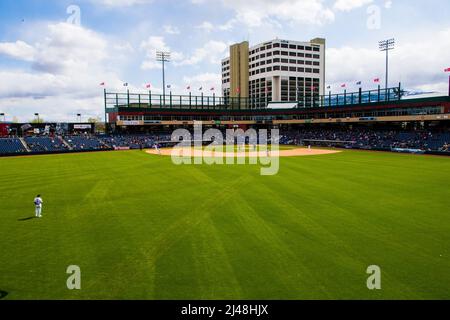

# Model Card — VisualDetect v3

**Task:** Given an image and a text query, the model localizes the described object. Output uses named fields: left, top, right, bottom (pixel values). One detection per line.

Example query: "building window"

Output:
left=273, top=43, right=280, bottom=48
left=281, top=58, right=288, bottom=63
left=289, top=52, right=296, bottom=56
left=297, top=52, right=305, bottom=57
left=289, top=67, right=296, bottom=72
left=273, top=58, right=280, bottom=63
left=298, top=67, right=305, bottom=72
left=274, top=66, right=280, bottom=71
left=281, top=66, right=289, bottom=71
left=281, top=43, right=288, bottom=48
left=305, top=46, right=312, bottom=51
left=297, top=45, right=304, bottom=50
left=313, top=69, right=320, bottom=73
left=281, top=51, right=289, bottom=56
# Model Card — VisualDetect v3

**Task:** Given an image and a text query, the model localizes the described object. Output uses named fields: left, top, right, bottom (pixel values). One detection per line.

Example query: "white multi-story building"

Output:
left=222, top=38, right=326, bottom=108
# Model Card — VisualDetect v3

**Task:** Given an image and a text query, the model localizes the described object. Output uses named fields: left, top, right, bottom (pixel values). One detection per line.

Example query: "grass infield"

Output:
left=0, top=149, right=449, bottom=300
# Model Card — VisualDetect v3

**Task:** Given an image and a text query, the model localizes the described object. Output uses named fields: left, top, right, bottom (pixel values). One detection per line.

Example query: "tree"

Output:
left=30, top=118, right=44, bottom=124
left=87, top=117, right=101, bottom=123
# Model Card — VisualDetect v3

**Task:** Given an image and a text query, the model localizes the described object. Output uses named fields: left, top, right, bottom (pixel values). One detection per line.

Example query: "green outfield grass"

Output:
left=0, top=149, right=449, bottom=300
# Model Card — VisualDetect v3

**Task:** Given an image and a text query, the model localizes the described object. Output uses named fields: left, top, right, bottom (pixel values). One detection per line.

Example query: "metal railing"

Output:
left=104, top=84, right=404, bottom=112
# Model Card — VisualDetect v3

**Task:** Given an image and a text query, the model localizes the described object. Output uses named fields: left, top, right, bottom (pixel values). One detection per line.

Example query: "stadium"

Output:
left=1, top=82, right=450, bottom=300
left=1, top=1, right=450, bottom=305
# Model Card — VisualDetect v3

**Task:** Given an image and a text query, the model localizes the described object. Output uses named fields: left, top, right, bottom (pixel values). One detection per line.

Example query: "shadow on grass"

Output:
left=18, top=217, right=35, bottom=221
left=0, top=290, right=8, bottom=299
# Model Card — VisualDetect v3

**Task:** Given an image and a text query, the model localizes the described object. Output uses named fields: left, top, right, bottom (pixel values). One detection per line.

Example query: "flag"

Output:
left=445, top=68, right=450, bottom=72
left=199, top=87, right=203, bottom=91
left=326, top=85, right=331, bottom=89
left=145, top=83, right=151, bottom=89
left=356, top=81, right=362, bottom=85
left=341, top=84, right=346, bottom=88
left=186, top=86, right=191, bottom=90
left=374, top=78, right=380, bottom=83
left=99, top=82, right=105, bottom=86
left=123, top=83, right=128, bottom=87
left=210, top=87, right=215, bottom=91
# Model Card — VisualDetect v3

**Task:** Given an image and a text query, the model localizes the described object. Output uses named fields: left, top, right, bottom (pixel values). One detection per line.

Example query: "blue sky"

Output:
left=0, top=0, right=449, bottom=121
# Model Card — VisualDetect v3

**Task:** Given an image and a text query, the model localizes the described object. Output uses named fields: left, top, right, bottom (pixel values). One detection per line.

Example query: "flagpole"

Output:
left=445, top=74, right=450, bottom=95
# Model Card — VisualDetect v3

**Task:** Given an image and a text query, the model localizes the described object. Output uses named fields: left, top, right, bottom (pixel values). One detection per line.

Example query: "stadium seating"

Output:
left=280, top=129, right=450, bottom=152
left=100, top=134, right=171, bottom=149
left=24, top=136, right=68, bottom=152
left=2, top=131, right=449, bottom=156
left=0, top=138, right=27, bottom=154
left=64, top=135, right=108, bottom=151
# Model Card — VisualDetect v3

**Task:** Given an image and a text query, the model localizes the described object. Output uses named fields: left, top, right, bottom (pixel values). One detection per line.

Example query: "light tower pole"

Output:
left=379, top=38, right=395, bottom=90
left=156, top=51, right=171, bottom=106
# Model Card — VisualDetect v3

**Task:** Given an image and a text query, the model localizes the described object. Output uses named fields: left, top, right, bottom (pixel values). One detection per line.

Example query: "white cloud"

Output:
left=176, top=40, right=227, bottom=66
left=90, top=0, right=153, bottom=7
left=140, top=36, right=184, bottom=70
left=0, top=40, right=36, bottom=62
left=0, top=22, right=129, bottom=121
left=196, top=19, right=237, bottom=32
left=196, top=21, right=215, bottom=33
left=193, top=0, right=335, bottom=28
left=333, top=0, right=373, bottom=12
left=183, top=73, right=221, bottom=93
left=163, top=25, right=180, bottom=35
left=326, top=27, right=450, bottom=93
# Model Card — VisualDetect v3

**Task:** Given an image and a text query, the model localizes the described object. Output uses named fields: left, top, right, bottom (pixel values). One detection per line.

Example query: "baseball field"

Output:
left=0, top=149, right=449, bottom=300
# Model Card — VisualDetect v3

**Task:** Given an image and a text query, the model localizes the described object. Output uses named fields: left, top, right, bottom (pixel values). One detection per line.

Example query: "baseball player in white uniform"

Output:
left=34, top=195, right=43, bottom=218
left=154, top=144, right=161, bottom=155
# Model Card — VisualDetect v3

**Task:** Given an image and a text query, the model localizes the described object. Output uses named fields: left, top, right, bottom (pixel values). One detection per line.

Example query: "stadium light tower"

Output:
left=34, top=113, right=40, bottom=123
left=0, top=113, right=5, bottom=122
left=156, top=51, right=171, bottom=105
left=77, top=113, right=82, bottom=123
left=379, top=38, right=395, bottom=90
